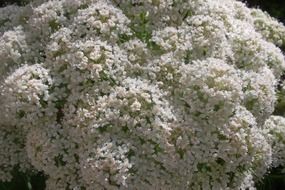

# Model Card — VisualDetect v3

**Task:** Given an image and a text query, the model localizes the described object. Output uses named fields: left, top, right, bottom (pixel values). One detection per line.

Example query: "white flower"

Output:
left=1, top=0, right=285, bottom=189
left=179, top=58, right=243, bottom=125
left=263, top=116, right=285, bottom=168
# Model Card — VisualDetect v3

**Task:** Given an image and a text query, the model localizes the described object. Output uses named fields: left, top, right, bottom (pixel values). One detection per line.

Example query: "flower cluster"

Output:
left=263, top=116, right=285, bottom=168
left=1, top=0, right=285, bottom=189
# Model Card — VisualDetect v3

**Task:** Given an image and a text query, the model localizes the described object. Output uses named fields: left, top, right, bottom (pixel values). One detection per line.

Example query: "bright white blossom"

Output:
left=263, top=116, right=285, bottom=168
left=1, top=0, right=285, bottom=189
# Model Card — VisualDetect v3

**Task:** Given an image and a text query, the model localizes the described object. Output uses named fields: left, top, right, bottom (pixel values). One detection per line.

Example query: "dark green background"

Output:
left=0, top=0, right=285, bottom=189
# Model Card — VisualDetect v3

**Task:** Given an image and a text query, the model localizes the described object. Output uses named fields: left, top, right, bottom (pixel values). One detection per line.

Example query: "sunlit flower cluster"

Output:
left=1, top=0, right=285, bottom=189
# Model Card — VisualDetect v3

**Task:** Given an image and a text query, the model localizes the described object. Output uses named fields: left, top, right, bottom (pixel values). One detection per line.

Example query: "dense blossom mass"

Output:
left=1, top=0, right=285, bottom=189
